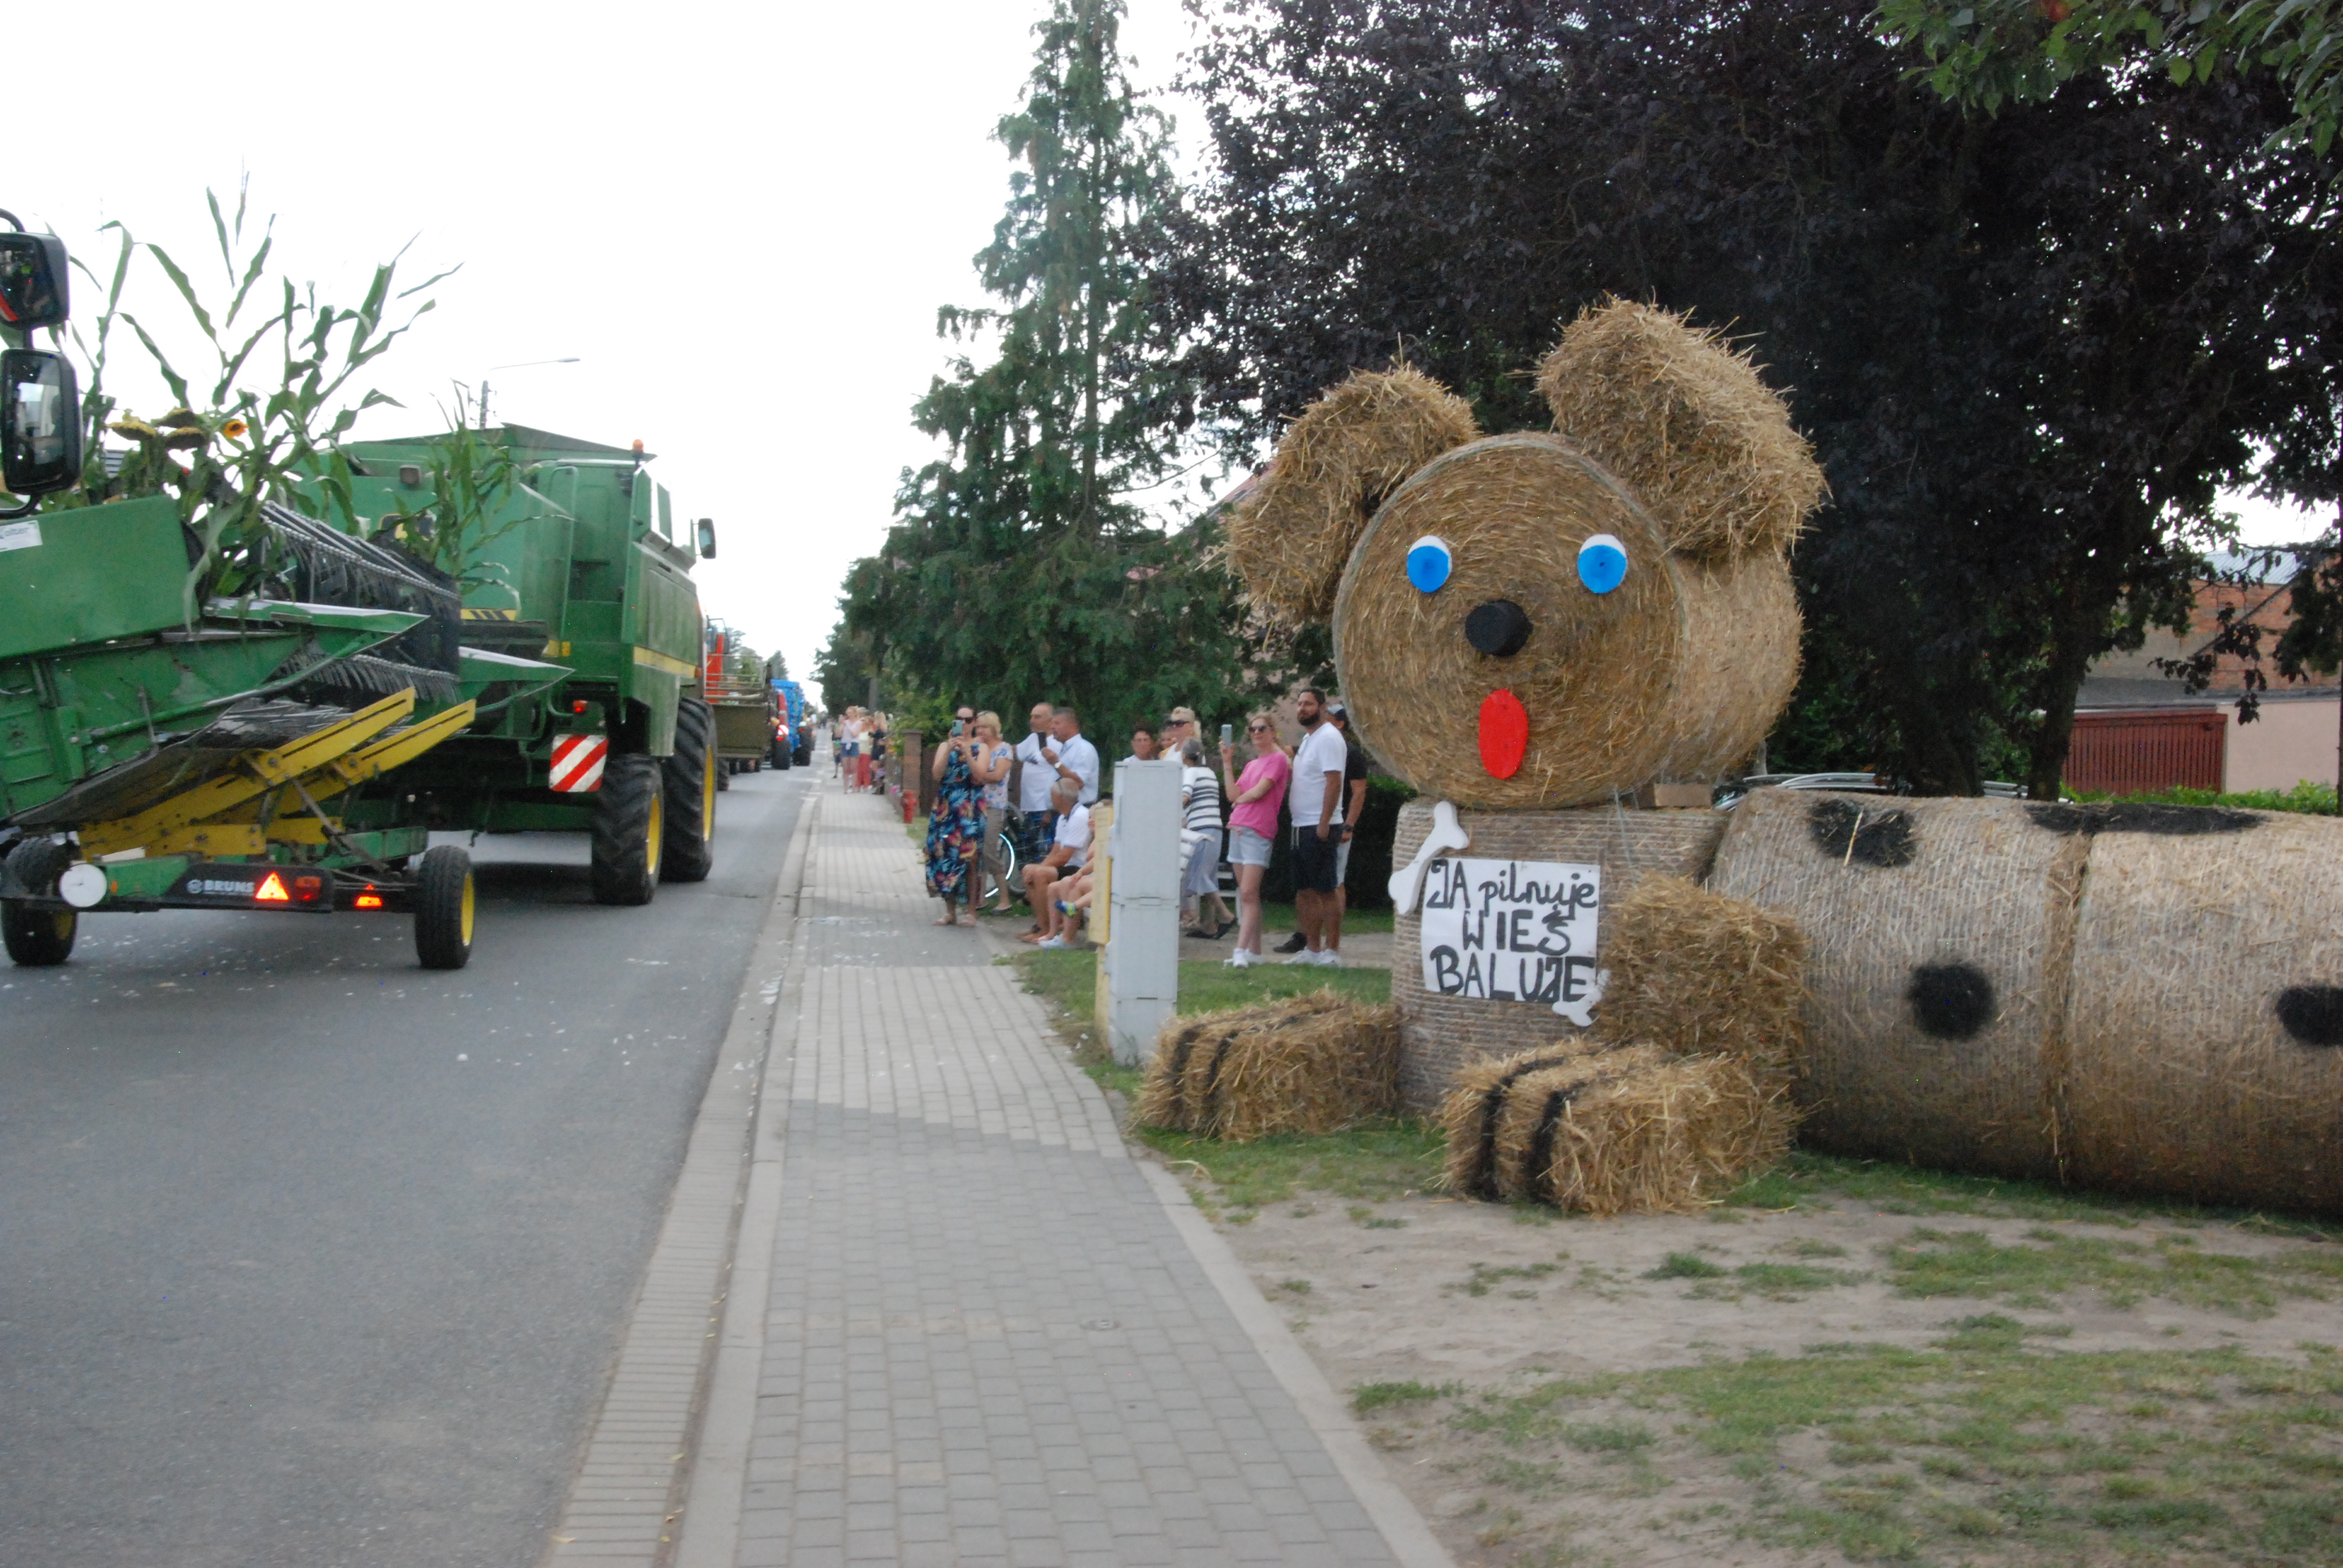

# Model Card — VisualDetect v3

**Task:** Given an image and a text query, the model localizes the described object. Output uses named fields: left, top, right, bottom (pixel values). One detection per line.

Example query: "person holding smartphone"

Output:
left=1217, top=715, right=1291, bottom=967
left=923, top=705, right=992, bottom=926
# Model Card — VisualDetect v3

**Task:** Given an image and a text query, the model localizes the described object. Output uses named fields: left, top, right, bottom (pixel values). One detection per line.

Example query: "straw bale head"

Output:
left=1233, top=302, right=1819, bottom=809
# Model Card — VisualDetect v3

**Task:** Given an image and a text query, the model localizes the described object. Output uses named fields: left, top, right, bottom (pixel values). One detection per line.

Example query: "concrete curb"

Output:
left=540, top=777, right=819, bottom=1567
left=1136, top=1159, right=1462, bottom=1568
left=669, top=791, right=820, bottom=1568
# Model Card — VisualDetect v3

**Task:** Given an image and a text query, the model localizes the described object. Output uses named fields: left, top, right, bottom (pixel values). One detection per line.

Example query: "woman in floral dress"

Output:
left=925, top=706, right=991, bottom=925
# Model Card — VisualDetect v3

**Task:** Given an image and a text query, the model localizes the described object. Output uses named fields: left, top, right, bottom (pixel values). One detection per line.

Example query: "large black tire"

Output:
left=413, top=844, right=476, bottom=970
left=663, top=699, right=718, bottom=884
left=1, top=839, right=76, bottom=967
left=590, top=753, right=664, bottom=906
left=792, top=742, right=811, bottom=766
left=771, top=735, right=792, bottom=771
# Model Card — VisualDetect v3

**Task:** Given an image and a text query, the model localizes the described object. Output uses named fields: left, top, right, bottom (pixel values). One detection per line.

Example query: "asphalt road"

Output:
left=0, top=765, right=811, bottom=1567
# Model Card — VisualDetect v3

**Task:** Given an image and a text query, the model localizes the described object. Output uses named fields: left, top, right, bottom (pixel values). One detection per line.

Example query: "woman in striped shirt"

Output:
left=1178, top=737, right=1234, bottom=938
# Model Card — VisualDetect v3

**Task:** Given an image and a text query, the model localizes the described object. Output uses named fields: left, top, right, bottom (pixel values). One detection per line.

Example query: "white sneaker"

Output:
left=1284, top=950, right=1321, bottom=965
left=1224, top=949, right=1254, bottom=968
left=1037, top=935, right=1069, bottom=950
left=1314, top=950, right=1342, bottom=968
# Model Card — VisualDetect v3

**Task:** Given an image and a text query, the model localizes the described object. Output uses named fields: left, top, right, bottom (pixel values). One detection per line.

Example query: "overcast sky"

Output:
left=15, top=1, right=2327, bottom=696
left=14, top=0, right=1202, bottom=690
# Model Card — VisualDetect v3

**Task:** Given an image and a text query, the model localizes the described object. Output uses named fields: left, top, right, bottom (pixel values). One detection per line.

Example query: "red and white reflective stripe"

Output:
left=549, top=733, right=609, bottom=792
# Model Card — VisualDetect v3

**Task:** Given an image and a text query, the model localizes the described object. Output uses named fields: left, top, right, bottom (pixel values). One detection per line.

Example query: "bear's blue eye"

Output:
left=1405, top=535, right=1452, bottom=593
left=1578, top=533, right=1628, bottom=595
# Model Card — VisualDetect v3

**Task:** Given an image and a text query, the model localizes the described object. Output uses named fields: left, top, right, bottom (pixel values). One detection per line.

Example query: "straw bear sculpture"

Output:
left=1228, top=299, right=2343, bottom=1218
left=1229, top=298, right=1824, bottom=817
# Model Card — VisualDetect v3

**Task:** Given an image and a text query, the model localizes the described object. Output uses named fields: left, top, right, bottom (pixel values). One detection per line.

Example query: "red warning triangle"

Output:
left=254, top=871, right=290, bottom=903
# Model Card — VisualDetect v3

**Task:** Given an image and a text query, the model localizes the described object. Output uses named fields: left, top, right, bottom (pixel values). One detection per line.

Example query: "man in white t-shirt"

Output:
left=1285, top=688, right=1349, bottom=966
left=1022, top=779, right=1093, bottom=948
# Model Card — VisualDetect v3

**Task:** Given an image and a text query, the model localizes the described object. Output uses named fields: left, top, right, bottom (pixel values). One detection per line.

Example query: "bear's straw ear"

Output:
left=1539, top=299, right=1824, bottom=560
left=1228, top=365, right=1479, bottom=624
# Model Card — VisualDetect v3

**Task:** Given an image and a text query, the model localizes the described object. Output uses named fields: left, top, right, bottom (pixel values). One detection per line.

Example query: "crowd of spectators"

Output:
left=899, top=691, right=1368, bottom=961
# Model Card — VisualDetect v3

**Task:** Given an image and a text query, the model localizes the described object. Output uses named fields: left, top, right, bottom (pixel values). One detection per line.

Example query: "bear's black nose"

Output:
left=1464, top=599, right=1533, bottom=658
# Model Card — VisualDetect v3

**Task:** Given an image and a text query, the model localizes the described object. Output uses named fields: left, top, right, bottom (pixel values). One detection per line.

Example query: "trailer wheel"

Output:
left=414, top=844, right=476, bottom=970
left=591, top=753, right=664, bottom=906
left=1, top=840, right=76, bottom=967
left=663, top=698, right=717, bottom=884
left=772, top=736, right=792, bottom=771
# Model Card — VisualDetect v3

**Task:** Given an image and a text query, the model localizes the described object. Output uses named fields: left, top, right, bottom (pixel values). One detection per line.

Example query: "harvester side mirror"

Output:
left=1, top=350, right=83, bottom=500
left=696, top=517, right=716, bottom=559
left=0, top=230, right=70, bottom=332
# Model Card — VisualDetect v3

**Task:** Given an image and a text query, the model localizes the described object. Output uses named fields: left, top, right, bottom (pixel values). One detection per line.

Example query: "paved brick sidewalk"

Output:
left=732, top=794, right=1404, bottom=1567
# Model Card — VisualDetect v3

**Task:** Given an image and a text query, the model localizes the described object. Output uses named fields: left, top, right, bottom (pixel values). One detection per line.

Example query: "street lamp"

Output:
left=477, top=358, right=580, bottom=428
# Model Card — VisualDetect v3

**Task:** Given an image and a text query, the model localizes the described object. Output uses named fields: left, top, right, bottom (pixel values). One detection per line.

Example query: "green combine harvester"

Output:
left=326, top=426, right=720, bottom=897
left=0, top=218, right=721, bottom=970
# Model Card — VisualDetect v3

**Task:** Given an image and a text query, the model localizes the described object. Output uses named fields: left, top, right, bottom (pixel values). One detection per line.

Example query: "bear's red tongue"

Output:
left=1478, top=689, right=1528, bottom=779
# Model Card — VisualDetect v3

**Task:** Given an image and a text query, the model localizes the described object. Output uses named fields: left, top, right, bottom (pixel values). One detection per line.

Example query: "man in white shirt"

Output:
left=1021, top=779, right=1093, bottom=948
left=1042, top=705, right=1100, bottom=806
left=1011, top=701, right=1060, bottom=914
left=1285, top=688, right=1349, bottom=966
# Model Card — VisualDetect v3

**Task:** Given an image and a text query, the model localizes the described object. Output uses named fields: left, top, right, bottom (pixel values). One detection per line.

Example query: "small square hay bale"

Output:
left=1440, top=1041, right=1673, bottom=1200
left=1136, top=993, right=1401, bottom=1142
left=1594, top=874, right=1807, bottom=1076
left=1441, top=1039, right=1794, bottom=1215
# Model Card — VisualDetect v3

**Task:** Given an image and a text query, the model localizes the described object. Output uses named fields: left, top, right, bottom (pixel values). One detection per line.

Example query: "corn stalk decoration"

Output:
left=50, top=181, right=454, bottom=615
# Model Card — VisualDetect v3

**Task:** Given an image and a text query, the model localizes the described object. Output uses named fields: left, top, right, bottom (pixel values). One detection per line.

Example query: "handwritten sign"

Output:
left=1418, top=857, right=1605, bottom=1025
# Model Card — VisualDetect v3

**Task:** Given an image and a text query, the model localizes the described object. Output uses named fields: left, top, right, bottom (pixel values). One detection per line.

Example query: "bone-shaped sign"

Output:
left=1388, top=799, right=1471, bottom=914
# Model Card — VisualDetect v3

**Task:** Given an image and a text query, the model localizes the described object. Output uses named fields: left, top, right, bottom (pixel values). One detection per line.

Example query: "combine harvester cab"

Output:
left=332, top=426, right=719, bottom=904
left=0, top=221, right=567, bottom=970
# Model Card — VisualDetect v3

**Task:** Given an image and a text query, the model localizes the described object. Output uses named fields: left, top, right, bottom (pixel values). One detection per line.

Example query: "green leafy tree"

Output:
left=1171, top=0, right=2341, bottom=795
left=834, top=0, right=1265, bottom=743
left=1876, top=0, right=2343, bottom=156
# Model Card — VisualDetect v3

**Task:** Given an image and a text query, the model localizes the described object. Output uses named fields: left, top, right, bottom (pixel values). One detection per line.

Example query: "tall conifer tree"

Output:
left=839, top=0, right=1255, bottom=736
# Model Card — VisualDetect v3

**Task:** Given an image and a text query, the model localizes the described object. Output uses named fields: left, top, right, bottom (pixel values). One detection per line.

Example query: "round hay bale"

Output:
left=1537, top=298, right=1824, bottom=561
left=1593, top=874, right=1808, bottom=1077
left=1705, top=788, right=2085, bottom=1181
left=1333, top=434, right=1800, bottom=809
left=2061, top=809, right=2343, bottom=1215
left=1441, top=1040, right=1792, bottom=1215
left=1392, top=800, right=1729, bottom=1111
left=1228, top=367, right=1480, bottom=626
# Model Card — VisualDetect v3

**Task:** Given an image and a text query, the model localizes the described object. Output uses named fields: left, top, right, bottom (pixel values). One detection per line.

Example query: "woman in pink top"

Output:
left=1217, top=714, right=1291, bottom=967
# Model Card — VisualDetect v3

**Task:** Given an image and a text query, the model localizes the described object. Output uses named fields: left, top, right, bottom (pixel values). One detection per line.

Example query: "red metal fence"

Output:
left=2065, top=708, right=2226, bottom=795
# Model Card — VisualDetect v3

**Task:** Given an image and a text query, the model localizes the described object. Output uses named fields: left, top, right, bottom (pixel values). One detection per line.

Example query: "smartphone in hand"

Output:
left=1219, top=723, right=1234, bottom=748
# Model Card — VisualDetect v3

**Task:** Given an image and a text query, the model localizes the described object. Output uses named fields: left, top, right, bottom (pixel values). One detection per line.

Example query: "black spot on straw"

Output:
left=2275, top=985, right=2343, bottom=1047
left=1808, top=799, right=1916, bottom=867
left=1907, top=962, right=1996, bottom=1040
left=2026, top=802, right=2259, bottom=837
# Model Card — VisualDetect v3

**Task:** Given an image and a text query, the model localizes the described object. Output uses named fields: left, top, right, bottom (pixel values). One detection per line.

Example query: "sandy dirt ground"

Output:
left=1197, top=1181, right=2341, bottom=1567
